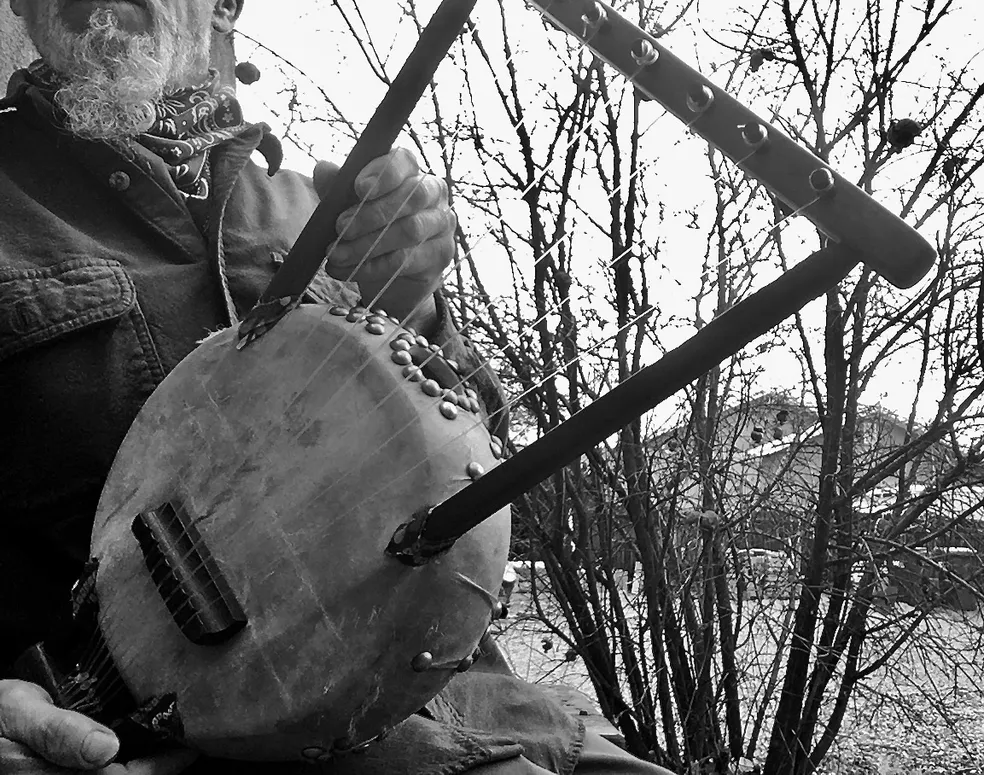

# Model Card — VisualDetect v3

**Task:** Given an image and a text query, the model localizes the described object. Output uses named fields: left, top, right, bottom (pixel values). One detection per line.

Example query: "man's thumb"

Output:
left=0, top=680, right=120, bottom=769
left=313, top=160, right=341, bottom=200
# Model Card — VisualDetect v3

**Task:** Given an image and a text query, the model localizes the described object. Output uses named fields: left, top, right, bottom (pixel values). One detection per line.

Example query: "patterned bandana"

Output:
left=25, top=61, right=250, bottom=199
left=135, top=73, right=248, bottom=198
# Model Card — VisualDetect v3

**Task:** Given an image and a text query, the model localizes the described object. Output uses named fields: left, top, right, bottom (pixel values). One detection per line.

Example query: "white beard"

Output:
left=22, top=6, right=212, bottom=141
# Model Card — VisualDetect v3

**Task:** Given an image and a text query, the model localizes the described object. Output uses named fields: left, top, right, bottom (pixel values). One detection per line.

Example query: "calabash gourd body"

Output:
left=88, top=305, right=511, bottom=760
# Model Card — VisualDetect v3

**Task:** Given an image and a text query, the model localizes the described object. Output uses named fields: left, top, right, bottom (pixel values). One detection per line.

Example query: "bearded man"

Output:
left=0, top=2, right=671, bottom=773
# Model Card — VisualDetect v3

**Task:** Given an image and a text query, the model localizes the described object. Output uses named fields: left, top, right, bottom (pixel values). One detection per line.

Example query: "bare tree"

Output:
left=239, top=0, right=984, bottom=772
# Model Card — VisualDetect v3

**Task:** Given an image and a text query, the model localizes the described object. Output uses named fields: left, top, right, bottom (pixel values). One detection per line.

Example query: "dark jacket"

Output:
left=0, top=77, right=580, bottom=774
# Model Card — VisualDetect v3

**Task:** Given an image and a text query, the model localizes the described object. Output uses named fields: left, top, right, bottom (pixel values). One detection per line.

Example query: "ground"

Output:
left=494, top=585, right=984, bottom=774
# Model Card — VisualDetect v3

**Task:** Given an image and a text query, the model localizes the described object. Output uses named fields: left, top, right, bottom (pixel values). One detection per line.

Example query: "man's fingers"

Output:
left=98, top=748, right=199, bottom=775
left=328, top=208, right=456, bottom=274
left=0, top=681, right=119, bottom=770
left=337, top=174, right=447, bottom=240
left=313, top=160, right=341, bottom=200
left=328, top=235, right=456, bottom=293
left=353, top=147, right=420, bottom=200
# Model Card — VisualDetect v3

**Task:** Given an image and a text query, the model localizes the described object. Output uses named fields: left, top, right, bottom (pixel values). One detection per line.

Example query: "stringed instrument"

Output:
left=15, top=0, right=935, bottom=763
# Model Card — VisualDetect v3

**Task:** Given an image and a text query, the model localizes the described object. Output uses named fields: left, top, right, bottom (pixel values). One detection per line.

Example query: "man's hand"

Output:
left=0, top=680, right=197, bottom=774
left=314, top=148, right=457, bottom=333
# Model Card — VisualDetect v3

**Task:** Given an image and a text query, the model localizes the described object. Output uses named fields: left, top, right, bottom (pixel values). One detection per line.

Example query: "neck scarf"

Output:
left=25, top=60, right=250, bottom=199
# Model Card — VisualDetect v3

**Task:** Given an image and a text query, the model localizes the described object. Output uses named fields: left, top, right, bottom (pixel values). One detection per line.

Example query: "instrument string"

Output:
left=66, top=162, right=419, bottom=696
left=80, top=13, right=661, bottom=695
left=87, top=229, right=591, bottom=698
left=84, top=2, right=834, bottom=711
left=92, top=71, right=812, bottom=716
left=92, top=202, right=740, bottom=688
left=264, top=301, right=662, bottom=541
left=266, top=144, right=831, bottom=585
left=253, top=0, right=733, bottom=439
left=138, top=38, right=658, bottom=521
left=94, top=91, right=814, bottom=719
left=69, top=94, right=466, bottom=710
left=86, top=284, right=657, bottom=711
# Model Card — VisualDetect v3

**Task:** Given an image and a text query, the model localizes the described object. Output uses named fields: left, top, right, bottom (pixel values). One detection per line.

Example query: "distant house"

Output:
left=647, top=393, right=984, bottom=605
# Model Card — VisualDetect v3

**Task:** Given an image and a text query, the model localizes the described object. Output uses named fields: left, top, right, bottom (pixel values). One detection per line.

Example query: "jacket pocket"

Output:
left=0, top=257, right=136, bottom=361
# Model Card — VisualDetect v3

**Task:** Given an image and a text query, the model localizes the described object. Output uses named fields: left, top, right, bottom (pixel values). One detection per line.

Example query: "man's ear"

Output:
left=9, top=0, right=26, bottom=18
left=212, top=0, right=243, bottom=34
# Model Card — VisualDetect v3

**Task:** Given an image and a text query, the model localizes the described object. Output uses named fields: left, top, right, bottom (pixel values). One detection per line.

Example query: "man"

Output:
left=0, top=1, right=673, bottom=773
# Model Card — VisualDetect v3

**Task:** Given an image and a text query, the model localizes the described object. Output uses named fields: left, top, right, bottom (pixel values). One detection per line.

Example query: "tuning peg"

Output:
left=581, top=2, right=607, bottom=35
left=630, top=39, right=659, bottom=67
left=740, top=123, right=769, bottom=150
left=686, top=85, right=715, bottom=114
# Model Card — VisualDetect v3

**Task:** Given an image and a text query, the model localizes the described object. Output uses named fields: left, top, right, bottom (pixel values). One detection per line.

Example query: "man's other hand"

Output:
left=314, top=148, right=457, bottom=332
left=0, top=680, right=197, bottom=774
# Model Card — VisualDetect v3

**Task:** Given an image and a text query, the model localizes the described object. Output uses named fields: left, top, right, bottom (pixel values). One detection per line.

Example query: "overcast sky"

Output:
left=235, top=1, right=981, bottom=424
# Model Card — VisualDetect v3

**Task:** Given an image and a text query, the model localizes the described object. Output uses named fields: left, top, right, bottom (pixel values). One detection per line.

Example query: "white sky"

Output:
left=235, top=0, right=983, bottom=427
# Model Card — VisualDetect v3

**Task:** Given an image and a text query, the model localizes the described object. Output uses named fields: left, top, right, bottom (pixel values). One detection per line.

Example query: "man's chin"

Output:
left=56, top=88, right=158, bottom=140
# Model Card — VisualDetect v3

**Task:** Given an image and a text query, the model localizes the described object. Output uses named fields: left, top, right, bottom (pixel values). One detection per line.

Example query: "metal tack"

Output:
left=411, top=652, right=434, bottom=673
left=440, top=402, right=459, bottom=420
left=582, top=2, right=606, bottom=28
left=392, top=351, right=413, bottom=366
left=365, top=322, right=386, bottom=335
left=466, top=462, right=485, bottom=480
left=390, top=338, right=412, bottom=351
left=415, top=335, right=430, bottom=348
left=442, top=390, right=459, bottom=406
left=630, top=38, right=659, bottom=67
left=456, top=655, right=474, bottom=673
left=421, top=379, right=442, bottom=398
left=810, top=168, right=836, bottom=194
left=741, top=122, right=769, bottom=149
left=686, top=84, right=714, bottom=114
left=329, top=306, right=348, bottom=316
left=403, top=365, right=424, bottom=382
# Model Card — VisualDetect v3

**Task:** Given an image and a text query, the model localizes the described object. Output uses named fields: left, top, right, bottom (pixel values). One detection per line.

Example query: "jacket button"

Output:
left=108, top=171, right=131, bottom=191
